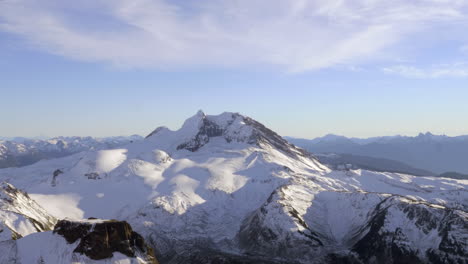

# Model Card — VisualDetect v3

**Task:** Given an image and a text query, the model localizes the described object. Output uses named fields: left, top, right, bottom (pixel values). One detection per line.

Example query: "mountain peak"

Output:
left=310, top=134, right=354, bottom=144
left=145, top=111, right=313, bottom=160
left=196, top=109, right=205, bottom=116
left=418, top=131, right=434, bottom=137
left=415, top=131, right=449, bottom=142
left=178, top=110, right=209, bottom=136
left=320, top=134, right=348, bottom=141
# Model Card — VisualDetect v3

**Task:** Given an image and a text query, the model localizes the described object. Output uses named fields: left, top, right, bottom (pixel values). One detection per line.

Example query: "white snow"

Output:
left=0, top=111, right=466, bottom=263
left=29, top=193, right=84, bottom=219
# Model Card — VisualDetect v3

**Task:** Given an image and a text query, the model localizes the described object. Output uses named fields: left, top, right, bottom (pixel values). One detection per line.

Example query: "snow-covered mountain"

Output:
left=0, top=111, right=466, bottom=263
left=0, top=135, right=143, bottom=169
left=287, top=132, right=468, bottom=175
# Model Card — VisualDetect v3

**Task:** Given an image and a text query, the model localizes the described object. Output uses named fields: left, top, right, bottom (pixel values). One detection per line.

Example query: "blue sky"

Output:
left=1, top=0, right=468, bottom=138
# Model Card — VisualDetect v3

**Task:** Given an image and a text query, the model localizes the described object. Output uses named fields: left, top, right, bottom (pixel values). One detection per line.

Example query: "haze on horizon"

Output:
left=1, top=0, right=468, bottom=138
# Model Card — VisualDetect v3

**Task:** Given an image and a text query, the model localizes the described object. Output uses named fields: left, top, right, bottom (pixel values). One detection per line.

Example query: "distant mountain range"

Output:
left=0, top=135, right=143, bottom=168
left=314, top=153, right=436, bottom=176
left=286, top=132, right=468, bottom=178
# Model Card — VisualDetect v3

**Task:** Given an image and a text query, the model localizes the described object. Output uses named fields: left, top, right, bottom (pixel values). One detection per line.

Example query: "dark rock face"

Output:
left=84, top=172, right=101, bottom=180
left=51, top=169, right=63, bottom=186
left=352, top=209, right=423, bottom=264
left=324, top=253, right=362, bottom=264
left=165, top=247, right=294, bottom=264
left=426, top=211, right=468, bottom=264
left=54, top=219, right=158, bottom=263
left=352, top=197, right=468, bottom=264
left=177, top=118, right=224, bottom=152
left=234, top=189, right=468, bottom=264
left=238, top=188, right=323, bottom=261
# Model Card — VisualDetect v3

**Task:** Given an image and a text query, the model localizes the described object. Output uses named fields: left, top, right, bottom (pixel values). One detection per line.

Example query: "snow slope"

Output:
left=0, top=111, right=466, bottom=263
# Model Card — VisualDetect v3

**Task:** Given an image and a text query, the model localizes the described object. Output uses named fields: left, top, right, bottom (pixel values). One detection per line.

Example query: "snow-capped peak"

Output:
left=145, top=111, right=312, bottom=161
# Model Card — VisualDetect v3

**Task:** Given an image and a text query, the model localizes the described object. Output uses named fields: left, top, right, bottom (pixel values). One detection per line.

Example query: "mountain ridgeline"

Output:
left=0, top=111, right=466, bottom=263
left=0, top=136, right=143, bottom=169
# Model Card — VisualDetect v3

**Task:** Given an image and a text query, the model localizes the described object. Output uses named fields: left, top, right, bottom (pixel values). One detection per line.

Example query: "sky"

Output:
left=1, top=0, right=468, bottom=139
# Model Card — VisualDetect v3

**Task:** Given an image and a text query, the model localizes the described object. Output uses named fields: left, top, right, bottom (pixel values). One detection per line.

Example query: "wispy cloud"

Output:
left=460, top=44, right=468, bottom=54
left=1, top=0, right=468, bottom=71
left=383, top=63, right=468, bottom=78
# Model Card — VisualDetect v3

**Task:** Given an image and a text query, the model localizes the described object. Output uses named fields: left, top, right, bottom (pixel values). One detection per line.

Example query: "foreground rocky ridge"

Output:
left=0, top=182, right=57, bottom=241
left=0, top=217, right=158, bottom=263
left=54, top=219, right=158, bottom=263
left=0, top=111, right=466, bottom=263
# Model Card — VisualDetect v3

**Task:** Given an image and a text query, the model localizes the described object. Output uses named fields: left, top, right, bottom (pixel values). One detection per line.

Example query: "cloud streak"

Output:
left=383, top=63, right=468, bottom=78
left=1, top=0, right=468, bottom=71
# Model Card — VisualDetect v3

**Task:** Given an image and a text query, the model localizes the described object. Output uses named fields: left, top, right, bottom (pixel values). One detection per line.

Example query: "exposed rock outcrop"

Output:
left=176, top=115, right=225, bottom=152
left=54, top=219, right=159, bottom=263
left=352, top=196, right=468, bottom=264
left=51, top=169, right=63, bottom=186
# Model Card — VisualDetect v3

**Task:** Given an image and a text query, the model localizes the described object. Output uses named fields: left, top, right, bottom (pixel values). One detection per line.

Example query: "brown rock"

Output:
left=54, top=219, right=158, bottom=263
